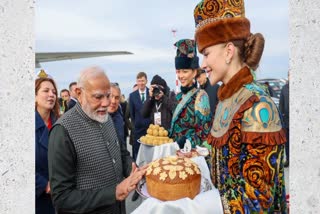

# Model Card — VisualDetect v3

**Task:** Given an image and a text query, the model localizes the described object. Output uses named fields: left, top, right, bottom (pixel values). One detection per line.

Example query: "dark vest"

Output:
left=55, top=104, right=124, bottom=213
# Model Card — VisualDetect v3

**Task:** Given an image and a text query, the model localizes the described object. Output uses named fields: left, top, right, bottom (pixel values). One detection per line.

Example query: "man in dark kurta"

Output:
left=48, top=67, right=146, bottom=214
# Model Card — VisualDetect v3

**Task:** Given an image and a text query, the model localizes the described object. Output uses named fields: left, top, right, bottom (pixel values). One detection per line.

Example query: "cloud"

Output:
left=36, top=0, right=289, bottom=97
left=36, top=8, right=134, bottom=42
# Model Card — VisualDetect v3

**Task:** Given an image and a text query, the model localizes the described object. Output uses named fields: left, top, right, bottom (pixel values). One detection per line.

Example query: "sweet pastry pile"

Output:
left=139, top=124, right=174, bottom=146
left=145, top=156, right=201, bottom=201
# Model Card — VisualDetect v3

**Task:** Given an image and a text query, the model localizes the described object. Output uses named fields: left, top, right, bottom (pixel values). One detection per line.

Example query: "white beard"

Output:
left=82, top=103, right=109, bottom=123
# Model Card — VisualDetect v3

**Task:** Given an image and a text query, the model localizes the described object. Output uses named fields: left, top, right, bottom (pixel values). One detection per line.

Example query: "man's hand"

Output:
left=115, top=163, right=148, bottom=201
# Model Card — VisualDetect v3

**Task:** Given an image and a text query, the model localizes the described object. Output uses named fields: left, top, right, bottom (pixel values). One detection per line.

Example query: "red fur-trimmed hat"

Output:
left=194, top=0, right=251, bottom=53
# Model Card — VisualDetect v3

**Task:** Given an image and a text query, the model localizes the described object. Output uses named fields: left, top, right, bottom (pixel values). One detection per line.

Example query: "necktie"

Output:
left=141, top=93, right=145, bottom=103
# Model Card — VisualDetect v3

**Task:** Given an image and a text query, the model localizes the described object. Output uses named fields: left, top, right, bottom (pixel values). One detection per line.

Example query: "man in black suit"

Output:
left=67, top=82, right=78, bottom=110
left=126, top=84, right=138, bottom=147
left=129, top=72, right=151, bottom=161
left=129, top=72, right=151, bottom=201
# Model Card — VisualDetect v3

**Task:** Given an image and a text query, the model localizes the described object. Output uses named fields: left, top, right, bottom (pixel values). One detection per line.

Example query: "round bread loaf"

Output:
left=145, top=156, right=201, bottom=201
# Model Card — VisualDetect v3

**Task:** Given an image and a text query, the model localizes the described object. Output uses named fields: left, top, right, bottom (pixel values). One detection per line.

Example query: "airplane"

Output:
left=35, top=51, right=133, bottom=68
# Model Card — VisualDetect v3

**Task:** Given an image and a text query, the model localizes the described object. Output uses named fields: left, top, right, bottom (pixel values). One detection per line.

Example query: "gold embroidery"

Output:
left=211, top=87, right=252, bottom=138
left=241, top=96, right=282, bottom=132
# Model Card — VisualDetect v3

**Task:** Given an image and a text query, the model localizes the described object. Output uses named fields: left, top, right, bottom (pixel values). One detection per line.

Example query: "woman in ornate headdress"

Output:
left=193, top=0, right=287, bottom=213
left=169, top=39, right=212, bottom=149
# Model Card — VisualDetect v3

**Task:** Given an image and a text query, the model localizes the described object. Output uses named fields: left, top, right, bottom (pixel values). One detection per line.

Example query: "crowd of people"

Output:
left=35, top=0, right=290, bottom=213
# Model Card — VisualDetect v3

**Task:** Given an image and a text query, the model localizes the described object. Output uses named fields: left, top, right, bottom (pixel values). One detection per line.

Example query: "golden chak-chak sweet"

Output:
left=145, top=156, right=201, bottom=201
left=139, top=124, right=173, bottom=146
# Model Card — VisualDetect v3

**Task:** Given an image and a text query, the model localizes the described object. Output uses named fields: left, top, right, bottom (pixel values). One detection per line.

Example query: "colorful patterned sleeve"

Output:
left=189, top=90, right=212, bottom=147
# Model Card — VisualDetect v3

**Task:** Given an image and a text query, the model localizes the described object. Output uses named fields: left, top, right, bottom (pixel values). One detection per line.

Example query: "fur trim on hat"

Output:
left=175, top=56, right=199, bottom=70
left=195, top=17, right=250, bottom=53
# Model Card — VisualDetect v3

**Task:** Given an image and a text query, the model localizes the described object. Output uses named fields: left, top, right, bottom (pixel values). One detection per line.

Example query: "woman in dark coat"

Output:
left=35, top=76, right=60, bottom=214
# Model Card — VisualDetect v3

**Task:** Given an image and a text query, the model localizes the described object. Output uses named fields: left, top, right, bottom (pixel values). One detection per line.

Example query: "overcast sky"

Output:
left=36, top=0, right=288, bottom=98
